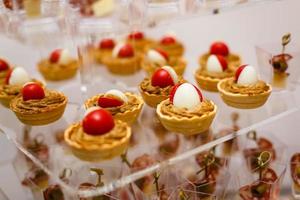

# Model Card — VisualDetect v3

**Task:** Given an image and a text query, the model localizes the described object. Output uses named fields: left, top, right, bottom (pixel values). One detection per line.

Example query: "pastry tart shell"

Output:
left=139, top=85, right=168, bottom=108
left=103, top=55, right=141, bottom=75
left=85, top=93, right=144, bottom=125
left=156, top=100, right=217, bottom=136
left=0, top=70, right=9, bottom=85
left=127, top=38, right=155, bottom=53
left=10, top=93, right=67, bottom=126
left=293, top=183, right=300, bottom=194
left=141, top=57, right=186, bottom=76
left=0, top=80, right=43, bottom=108
left=199, top=53, right=242, bottom=71
left=38, top=60, right=79, bottom=81
left=161, top=43, right=184, bottom=58
left=94, top=49, right=112, bottom=64
left=147, top=42, right=184, bottom=58
left=64, top=122, right=131, bottom=162
left=0, top=95, right=14, bottom=108
left=217, top=78, right=272, bottom=109
left=194, top=72, right=220, bottom=92
left=0, top=79, right=6, bottom=86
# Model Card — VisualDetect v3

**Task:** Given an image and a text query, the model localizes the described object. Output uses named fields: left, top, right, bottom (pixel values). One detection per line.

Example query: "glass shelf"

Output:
left=1, top=0, right=299, bottom=199
left=1, top=79, right=299, bottom=198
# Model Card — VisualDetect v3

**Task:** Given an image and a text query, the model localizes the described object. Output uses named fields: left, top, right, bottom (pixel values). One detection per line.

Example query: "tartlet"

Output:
left=38, top=49, right=79, bottom=81
left=195, top=54, right=234, bottom=92
left=10, top=83, right=67, bottom=125
left=141, top=48, right=186, bottom=76
left=0, top=84, right=22, bottom=108
left=218, top=65, right=272, bottom=109
left=64, top=108, right=131, bottom=162
left=0, top=58, right=11, bottom=85
left=126, top=31, right=154, bottom=53
left=85, top=89, right=144, bottom=124
left=103, top=43, right=141, bottom=75
left=156, top=83, right=217, bottom=135
left=94, top=38, right=115, bottom=64
left=149, top=34, right=184, bottom=58
left=139, top=66, right=183, bottom=108
left=199, top=41, right=241, bottom=71
left=0, top=67, right=36, bottom=108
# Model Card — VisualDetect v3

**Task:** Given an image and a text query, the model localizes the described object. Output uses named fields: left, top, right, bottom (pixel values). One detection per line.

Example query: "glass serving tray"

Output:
left=0, top=0, right=299, bottom=199
left=1, top=73, right=299, bottom=198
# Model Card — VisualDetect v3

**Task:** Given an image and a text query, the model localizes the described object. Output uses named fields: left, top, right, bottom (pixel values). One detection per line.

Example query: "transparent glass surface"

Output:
left=41, top=0, right=66, bottom=17
left=18, top=17, right=65, bottom=51
left=146, top=0, right=181, bottom=28
left=242, top=131, right=287, bottom=171
left=0, top=0, right=299, bottom=199
left=1, top=85, right=299, bottom=198
left=256, top=42, right=300, bottom=92
left=287, top=146, right=300, bottom=199
left=236, top=130, right=289, bottom=197
left=235, top=163, right=286, bottom=200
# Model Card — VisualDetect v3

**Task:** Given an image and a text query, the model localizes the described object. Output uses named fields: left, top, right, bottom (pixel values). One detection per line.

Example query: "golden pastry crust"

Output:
left=196, top=68, right=234, bottom=79
left=85, top=93, right=144, bottom=124
left=0, top=79, right=42, bottom=108
left=64, top=120, right=131, bottom=161
left=139, top=77, right=185, bottom=108
left=11, top=90, right=66, bottom=114
left=140, top=77, right=184, bottom=96
left=156, top=99, right=217, bottom=135
left=217, top=78, right=272, bottom=109
left=160, top=100, right=215, bottom=118
left=0, top=82, right=41, bottom=98
left=219, top=78, right=270, bottom=95
left=0, top=84, right=21, bottom=99
left=93, top=48, right=112, bottom=64
left=0, top=69, right=10, bottom=85
left=141, top=56, right=186, bottom=76
left=103, top=54, right=142, bottom=75
left=38, top=59, right=78, bottom=81
left=127, top=38, right=155, bottom=53
left=10, top=90, right=67, bottom=125
left=194, top=68, right=234, bottom=92
left=199, top=53, right=241, bottom=71
left=293, top=183, right=300, bottom=194
left=149, top=42, right=184, bottom=58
